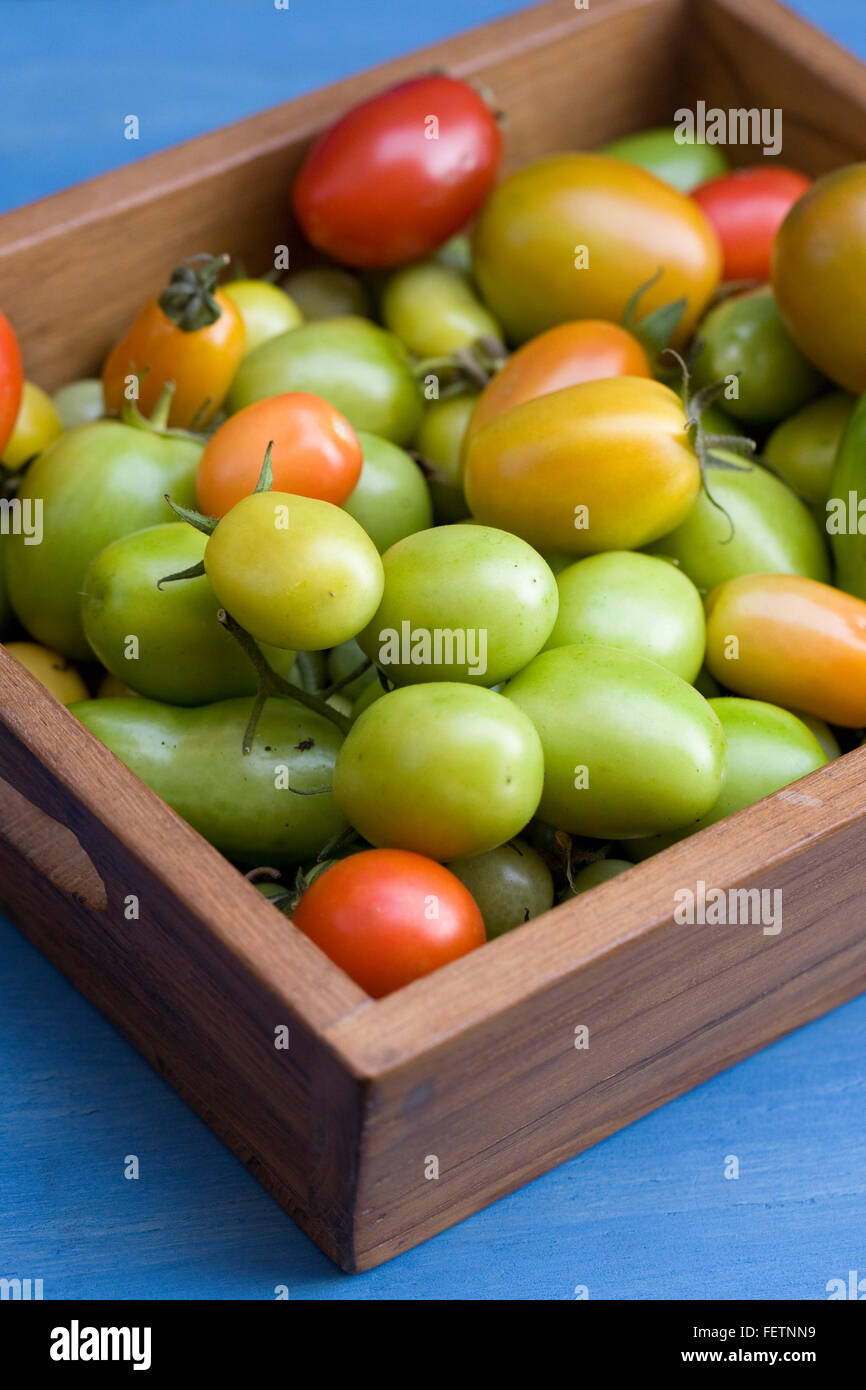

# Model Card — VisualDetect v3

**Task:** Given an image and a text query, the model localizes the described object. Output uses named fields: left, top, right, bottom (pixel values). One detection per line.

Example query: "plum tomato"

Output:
left=1, top=381, right=63, bottom=469
left=692, top=165, right=811, bottom=282
left=341, top=431, right=433, bottom=552
left=601, top=126, right=728, bottom=191
left=222, top=278, right=303, bottom=355
left=0, top=309, right=23, bottom=455
left=445, top=838, right=554, bottom=939
left=3, top=641, right=88, bottom=706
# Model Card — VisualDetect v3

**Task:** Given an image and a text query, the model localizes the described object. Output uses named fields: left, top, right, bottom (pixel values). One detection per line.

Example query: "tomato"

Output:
left=772, top=165, right=866, bottom=393
left=282, top=266, right=371, bottom=321
left=203, top=490, right=383, bottom=651
left=471, top=154, right=721, bottom=346
left=463, top=376, right=699, bottom=555
left=196, top=393, right=362, bottom=517
left=646, top=453, right=830, bottom=591
left=0, top=537, right=11, bottom=636
left=0, top=310, right=23, bottom=455
left=692, top=288, right=824, bottom=423
left=72, top=696, right=346, bottom=864
left=763, top=391, right=856, bottom=511
left=544, top=551, right=705, bottom=682
left=341, top=431, right=432, bottom=552
left=97, top=672, right=140, bottom=698
left=628, top=697, right=827, bottom=859
left=222, top=278, right=303, bottom=355
left=445, top=838, right=553, bottom=938
left=381, top=260, right=502, bottom=357
left=293, top=74, right=502, bottom=268
left=825, top=391, right=866, bottom=599
left=81, top=523, right=296, bottom=705
left=227, top=316, right=423, bottom=445
left=102, top=255, right=245, bottom=429
left=792, top=711, right=840, bottom=762
left=3, top=642, right=88, bottom=705
left=413, top=391, right=476, bottom=522
left=2, top=381, right=63, bottom=469
left=504, top=644, right=725, bottom=839
left=563, top=858, right=632, bottom=896
left=704, top=573, right=866, bottom=725
left=333, top=683, right=544, bottom=860
left=51, top=378, right=104, bottom=429
left=601, top=126, right=728, bottom=191
left=357, top=523, right=558, bottom=686
left=464, top=320, right=650, bottom=450
left=692, top=166, right=811, bottom=281
left=292, top=848, right=484, bottom=997
left=4, top=417, right=201, bottom=659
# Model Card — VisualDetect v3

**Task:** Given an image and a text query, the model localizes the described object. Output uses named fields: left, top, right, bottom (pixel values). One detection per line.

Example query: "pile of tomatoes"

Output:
left=2, top=74, right=866, bottom=997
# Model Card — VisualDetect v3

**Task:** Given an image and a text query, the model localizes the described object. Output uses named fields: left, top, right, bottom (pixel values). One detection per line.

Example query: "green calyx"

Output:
left=665, top=347, right=757, bottom=540
left=158, top=253, right=230, bottom=332
left=622, top=267, right=687, bottom=363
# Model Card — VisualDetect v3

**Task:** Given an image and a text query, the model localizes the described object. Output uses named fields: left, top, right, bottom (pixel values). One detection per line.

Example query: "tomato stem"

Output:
left=158, top=253, right=230, bottom=333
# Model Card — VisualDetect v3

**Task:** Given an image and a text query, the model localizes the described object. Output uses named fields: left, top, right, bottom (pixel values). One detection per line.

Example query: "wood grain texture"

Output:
left=1, top=0, right=865, bottom=1274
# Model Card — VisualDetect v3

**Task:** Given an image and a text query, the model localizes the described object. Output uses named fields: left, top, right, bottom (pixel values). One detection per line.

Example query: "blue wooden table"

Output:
left=1, top=0, right=865, bottom=1300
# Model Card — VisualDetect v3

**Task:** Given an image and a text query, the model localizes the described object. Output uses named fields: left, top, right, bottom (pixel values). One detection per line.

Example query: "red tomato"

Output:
left=0, top=310, right=24, bottom=455
left=691, top=166, right=811, bottom=282
left=293, top=75, right=502, bottom=268
left=292, top=849, right=485, bottom=997
left=196, top=392, right=362, bottom=517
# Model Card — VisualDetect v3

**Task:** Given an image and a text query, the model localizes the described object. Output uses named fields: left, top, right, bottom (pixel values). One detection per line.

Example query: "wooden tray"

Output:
left=1, top=0, right=865, bottom=1272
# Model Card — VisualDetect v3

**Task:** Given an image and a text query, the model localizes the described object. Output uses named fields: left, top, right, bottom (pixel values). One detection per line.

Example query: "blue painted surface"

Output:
left=1, top=0, right=865, bottom=1301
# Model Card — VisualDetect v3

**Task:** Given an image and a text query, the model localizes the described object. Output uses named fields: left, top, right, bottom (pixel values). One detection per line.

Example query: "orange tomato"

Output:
left=102, top=256, right=245, bottom=429
left=705, top=573, right=866, bottom=726
left=196, top=392, right=363, bottom=517
left=465, top=320, right=650, bottom=448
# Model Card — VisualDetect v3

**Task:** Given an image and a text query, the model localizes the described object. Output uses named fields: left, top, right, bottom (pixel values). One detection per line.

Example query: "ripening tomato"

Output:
left=463, top=375, right=699, bottom=555
left=692, top=166, right=811, bottom=282
left=293, top=75, right=502, bottom=268
left=102, top=255, right=245, bottom=429
left=0, top=309, right=23, bottom=455
left=292, top=848, right=485, bottom=997
left=1, top=381, right=63, bottom=469
left=704, top=573, right=866, bottom=726
left=196, top=393, right=362, bottom=517
left=471, top=153, right=721, bottom=345
left=464, top=320, right=650, bottom=450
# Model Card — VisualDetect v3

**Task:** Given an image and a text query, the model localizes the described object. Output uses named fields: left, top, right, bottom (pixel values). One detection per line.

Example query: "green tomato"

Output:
left=601, top=126, right=729, bottom=192
left=544, top=551, right=705, bottom=682
left=563, top=858, right=633, bottom=897
left=646, top=453, right=830, bottom=592
left=504, top=644, right=725, bottom=839
left=446, top=838, right=554, bottom=938
left=434, top=235, right=473, bottom=274
left=223, top=279, right=303, bottom=355
left=787, top=709, right=841, bottom=761
left=413, top=391, right=476, bottom=522
left=827, top=391, right=866, bottom=599
left=357, top=523, right=558, bottom=686
left=4, top=419, right=201, bottom=659
left=282, top=266, right=371, bottom=320
left=326, top=637, right=377, bottom=701
left=333, top=683, right=544, bottom=860
left=51, top=378, right=105, bottom=429
left=764, top=391, right=856, bottom=508
left=227, top=316, right=423, bottom=445
left=204, top=490, right=384, bottom=651
left=81, top=523, right=295, bottom=704
left=693, top=288, right=825, bottom=424
left=382, top=260, right=502, bottom=358
left=627, top=698, right=827, bottom=859
left=0, top=534, right=10, bottom=636
left=693, top=667, right=721, bottom=699
left=72, top=696, right=346, bottom=864
left=341, top=431, right=432, bottom=552
left=350, top=675, right=385, bottom=720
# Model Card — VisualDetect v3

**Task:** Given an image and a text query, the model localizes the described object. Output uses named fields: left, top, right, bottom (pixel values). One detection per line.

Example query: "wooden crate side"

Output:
left=330, top=755, right=866, bottom=1267
left=0, top=0, right=687, bottom=388
left=0, top=655, right=371, bottom=1267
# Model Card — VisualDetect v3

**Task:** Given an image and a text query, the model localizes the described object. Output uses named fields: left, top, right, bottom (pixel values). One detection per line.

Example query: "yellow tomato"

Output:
left=4, top=641, right=88, bottom=704
left=222, top=279, right=303, bottom=356
left=463, top=375, right=700, bottom=554
left=2, top=381, right=63, bottom=469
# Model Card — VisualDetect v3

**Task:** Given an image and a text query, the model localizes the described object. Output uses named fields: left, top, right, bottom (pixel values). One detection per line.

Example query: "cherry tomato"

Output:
left=341, top=431, right=432, bottom=552
left=465, top=320, right=650, bottom=448
left=293, top=75, right=502, bottom=268
left=381, top=260, right=502, bottom=357
left=763, top=391, right=855, bottom=511
left=692, top=166, right=810, bottom=282
left=52, top=378, right=104, bottom=429
left=292, top=848, right=484, bottom=997
left=222, top=278, right=302, bottom=355
left=3, top=642, right=88, bottom=706
left=282, top=266, right=371, bottom=320
left=564, top=859, right=632, bottom=897
left=1, top=381, right=63, bottom=469
left=102, top=255, right=245, bottom=429
left=464, top=376, right=699, bottom=555
left=445, top=839, right=553, bottom=939
left=772, top=164, right=866, bottom=393
left=196, top=393, right=362, bottom=517
left=0, top=309, right=23, bottom=455
left=704, top=573, right=866, bottom=726
left=601, top=126, right=728, bottom=191
left=414, top=391, right=476, bottom=522
left=471, top=153, right=721, bottom=345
